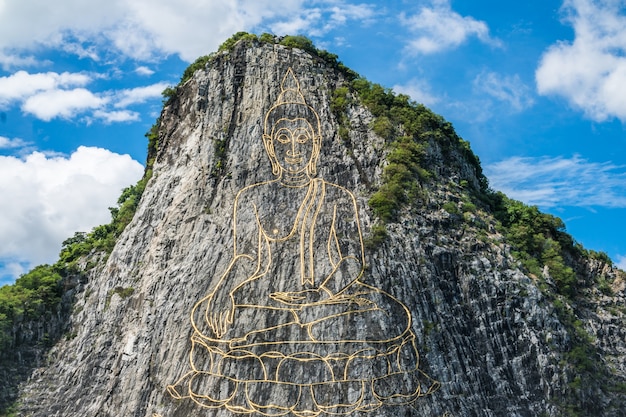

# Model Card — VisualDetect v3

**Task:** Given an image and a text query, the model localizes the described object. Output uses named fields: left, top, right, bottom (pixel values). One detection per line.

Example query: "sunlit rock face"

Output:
left=16, top=40, right=625, bottom=417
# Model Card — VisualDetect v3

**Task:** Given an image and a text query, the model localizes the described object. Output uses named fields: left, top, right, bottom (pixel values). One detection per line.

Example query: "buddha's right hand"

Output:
left=206, top=290, right=235, bottom=338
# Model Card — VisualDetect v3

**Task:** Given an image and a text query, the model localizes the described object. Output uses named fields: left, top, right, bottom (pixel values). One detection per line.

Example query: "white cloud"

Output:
left=60, top=39, right=101, bottom=61
left=93, top=109, right=140, bottom=123
left=0, top=71, right=91, bottom=106
left=113, top=83, right=169, bottom=108
left=0, top=1, right=123, bottom=53
left=135, top=66, right=155, bottom=76
left=22, top=88, right=107, bottom=121
left=0, top=146, right=144, bottom=281
left=536, top=0, right=626, bottom=121
left=0, top=260, right=29, bottom=286
left=0, top=71, right=168, bottom=122
left=267, top=3, right=376, bottom=38
left=485, top=155, right=626, bottom=208
left=0, top=0, right=378, bottom=66
left=328, top=4, right=376, bottom=25
left=105, top=20, right=161, bottom=62
left=0, top=136, right=30, bottom=149
left=269, top=9, right=323, bottom=36
left=400, top=0, right=501, bottom=55
left=474, top=71, right=534, bottom=112
left=0, top=0, right=287, bottom=64
left=0, top=51, right=39, bottom=71
left=392, top=78, right=440, bottom=106
left=616, top=255, right=626, bottom=271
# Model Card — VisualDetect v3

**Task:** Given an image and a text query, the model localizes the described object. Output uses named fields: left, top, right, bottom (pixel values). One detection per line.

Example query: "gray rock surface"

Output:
left=16, top=40, right=626, bottom=417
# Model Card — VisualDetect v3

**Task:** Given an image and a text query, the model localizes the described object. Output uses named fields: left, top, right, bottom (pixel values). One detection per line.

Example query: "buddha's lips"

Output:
left=286, top=156, right=302, bottom=164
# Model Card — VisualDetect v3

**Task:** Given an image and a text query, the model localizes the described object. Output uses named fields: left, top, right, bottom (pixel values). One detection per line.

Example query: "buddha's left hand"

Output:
left=270, top=288, right=332, bottom=306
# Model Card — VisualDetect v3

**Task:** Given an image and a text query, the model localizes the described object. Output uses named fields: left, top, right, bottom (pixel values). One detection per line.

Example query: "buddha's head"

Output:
left=263, top=68, right=322, bottom=179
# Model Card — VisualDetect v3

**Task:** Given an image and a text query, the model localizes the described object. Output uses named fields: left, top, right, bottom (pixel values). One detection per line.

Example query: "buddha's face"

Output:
left=269, top=117, right=317, bottom=175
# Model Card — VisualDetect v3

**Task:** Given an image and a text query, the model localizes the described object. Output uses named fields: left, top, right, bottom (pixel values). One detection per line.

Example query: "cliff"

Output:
left=12, top=35, right=626, bottom=417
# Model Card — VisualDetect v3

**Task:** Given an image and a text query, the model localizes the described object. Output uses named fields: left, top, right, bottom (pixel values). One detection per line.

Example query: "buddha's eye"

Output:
left=293, top=128, right=310, bottom=144
left=276, top=131, right=291, bottom=144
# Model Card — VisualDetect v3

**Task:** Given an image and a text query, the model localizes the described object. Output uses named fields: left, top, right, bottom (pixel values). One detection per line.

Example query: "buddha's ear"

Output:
left=262, top=134, right=280, bottom=175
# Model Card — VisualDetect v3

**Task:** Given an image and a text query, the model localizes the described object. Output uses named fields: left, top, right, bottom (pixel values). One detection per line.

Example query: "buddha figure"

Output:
left=168, top=68, right=438, bottom=416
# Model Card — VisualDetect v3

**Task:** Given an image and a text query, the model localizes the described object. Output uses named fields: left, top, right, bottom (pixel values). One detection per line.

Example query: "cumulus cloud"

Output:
left=113, top=83, right=169, bottom=108
left=0, top=146, right=144, bottom=282
left=0, top=260, right=30, bottom=286
left=0, top=1, right=122, bottom=52
left=59, top=38, right=101, bottom=61
left=616, top=255, right=626, bottom=271
left=0, top=0, right=378, bottom=65
left=0, top=71, right=90, bottom=106
left=474, top=71, right=535, bottom=112
left=0, top=71, right=168, bottom=121
left=135, top=66, right=155, bottom=76
left=392, top=78, right=440, bottom=106
left=485, top=155, right=626, bottom=208
left=22, top=88, right=106, bottom=121
left=266, top=3, right=376, bottom=38
left=400, top=0, right=501, bottom=55
left=269, top=9, right=324, bottom=36
left=0, top=136, right=31, bottom=149
left=536, top=0, right=626, bottom=121
left=93, top=109, right=140, bottom=123
left=0, top=51, right=39, bottom=71
left=328, top=3, right=376, bottom=25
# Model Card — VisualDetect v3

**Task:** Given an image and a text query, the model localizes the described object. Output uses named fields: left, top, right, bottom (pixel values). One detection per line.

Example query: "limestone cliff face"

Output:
left=17, top=40, right=626, bottom=417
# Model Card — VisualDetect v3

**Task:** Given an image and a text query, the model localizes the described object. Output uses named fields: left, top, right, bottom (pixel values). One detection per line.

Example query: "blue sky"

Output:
left=1, top=0, right=625, bottom=284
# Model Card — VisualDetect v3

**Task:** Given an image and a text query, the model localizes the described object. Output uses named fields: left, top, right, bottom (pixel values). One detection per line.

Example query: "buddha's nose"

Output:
left=287, top=143, right=299, bottom=156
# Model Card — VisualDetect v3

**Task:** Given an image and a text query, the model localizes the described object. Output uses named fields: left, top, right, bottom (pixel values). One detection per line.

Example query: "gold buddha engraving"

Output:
left=168, top=68, right=439, bottom=416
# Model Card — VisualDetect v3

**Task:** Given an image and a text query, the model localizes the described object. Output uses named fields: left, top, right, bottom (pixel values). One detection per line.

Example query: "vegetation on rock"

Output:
left=0, top=265, right=62, bottom=350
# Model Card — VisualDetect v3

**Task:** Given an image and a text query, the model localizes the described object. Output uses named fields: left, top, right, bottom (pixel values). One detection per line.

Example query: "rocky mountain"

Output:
left=10, top=34, right=626, bottom=417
